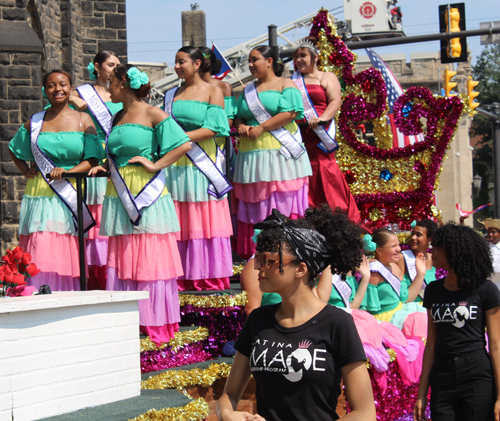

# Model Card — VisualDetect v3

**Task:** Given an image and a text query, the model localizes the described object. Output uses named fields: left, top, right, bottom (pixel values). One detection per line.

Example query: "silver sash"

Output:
left=164, top=88, right=232, bottom=198
left=106, top=114, right=166, bottom=226
left=369, top=260, right=401, bottom=297
left=30, top=111, right=96, bottom=233
left=291, top=71, right=338, bottom=153
left=332, top=274, right=352, bottom=309
left=75, top=84, right=113, bottom=136
left=243, top=82, right=305, bottom=160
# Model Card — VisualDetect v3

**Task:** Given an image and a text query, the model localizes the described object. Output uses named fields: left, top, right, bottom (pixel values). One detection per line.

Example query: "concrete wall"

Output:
left=0, top=0, right=127, bottom=253
left=0, top=291, right=146, bottom=421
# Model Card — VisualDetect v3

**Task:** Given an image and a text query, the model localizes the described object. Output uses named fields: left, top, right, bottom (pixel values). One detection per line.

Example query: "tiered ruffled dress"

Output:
left=164, top=100, right=232, bottom=291
left=85, top=101, right=123, bottom=290
left=100, top=118, right=189, bottom=344
left=233, top=88, right=312, bottom=259
left=9, top=126, right=102, bottom=290
left=297, top=84, right=361, bottom=225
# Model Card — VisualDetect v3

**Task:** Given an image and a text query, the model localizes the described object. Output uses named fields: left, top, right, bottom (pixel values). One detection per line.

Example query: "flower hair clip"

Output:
left=126, top=67, right=149, bottom=89
left=203, top=53, right=211, bottom=59
left=296, top=38, right=319, bottom=56
left=363, top=234, right=377, bottom=253
left=87, top=61, right=96, bottom=80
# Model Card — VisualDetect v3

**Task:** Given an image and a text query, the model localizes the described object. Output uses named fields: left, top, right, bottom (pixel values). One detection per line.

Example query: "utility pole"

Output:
left=477, top=103, right=500, bottom=218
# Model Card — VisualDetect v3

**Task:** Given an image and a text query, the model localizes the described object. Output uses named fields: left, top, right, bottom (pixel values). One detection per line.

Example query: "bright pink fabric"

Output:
left=19, top=232, right=85, bottom=278
left=107, top=233, right=184, bottom=281
left=177, top=277, right=230, bottom=291
left=87, top=204, right=107, bottom=240
left=233, top=178, right=308, bottom=203
left=402, top=311, right=428, bottom=339
left=86, top=237, right=108, bottom=267
left=174, top=199, right=233, bottom=240
left=141, top=324, right=179, bottom=347
left=379, top=321, right=408, bottom=347
left=351, top=309, right=383, bottom=348
left=27, top=271, right=80, bottom=291
left=392, top=337, right=425, bottom=385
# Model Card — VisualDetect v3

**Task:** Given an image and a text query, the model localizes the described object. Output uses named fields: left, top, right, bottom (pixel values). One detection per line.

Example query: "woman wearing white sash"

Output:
left=89, top=64, right=191, bottom=346
left=8, top=70, right=100, bottom=291
left=292, top=38, right=362, bottom=226
left=165, top=46, right=232, bottom=292
left=233, top=45, right=312, bottom=260
left=362, top=228, right=427, bottom=323
left=71, top=50, right=123, bottom=290
left=397, top=219, right=438, bottom=304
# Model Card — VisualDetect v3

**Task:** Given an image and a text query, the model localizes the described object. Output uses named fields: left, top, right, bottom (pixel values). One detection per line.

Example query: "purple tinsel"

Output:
left=180, top=305, right=247, bottom=358
left=141, top=343, right=212, bottom=373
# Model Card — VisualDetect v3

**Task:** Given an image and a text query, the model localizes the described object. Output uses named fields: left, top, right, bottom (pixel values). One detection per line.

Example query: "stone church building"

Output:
left=0, top=0, right=127, bottom=251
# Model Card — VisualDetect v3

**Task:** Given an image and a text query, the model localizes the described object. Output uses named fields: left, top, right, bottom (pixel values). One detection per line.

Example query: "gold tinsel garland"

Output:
left=128, top=397, right=209, bottom=421
left=142, top=362, right=232, bottom=391
left=232, top=264, right=244, bottom=277
left=179, top=291, right=248, bottom=308
left=140, top=327, right=210, bottom=353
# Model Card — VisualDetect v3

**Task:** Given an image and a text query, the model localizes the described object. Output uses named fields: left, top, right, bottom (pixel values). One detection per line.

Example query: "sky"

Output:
left=126, top=0, right=500, bottom=68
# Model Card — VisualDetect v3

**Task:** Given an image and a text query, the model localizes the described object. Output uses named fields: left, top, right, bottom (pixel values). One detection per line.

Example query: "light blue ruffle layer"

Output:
left=19, top=195, right=77, bottom=236
left=100, top=193, right=180, bottom=236
left=165, top=165, right=227, bottom=203
left=233, top=148, right=313, bottom=184
left=86, top=177, right=107, bottom=205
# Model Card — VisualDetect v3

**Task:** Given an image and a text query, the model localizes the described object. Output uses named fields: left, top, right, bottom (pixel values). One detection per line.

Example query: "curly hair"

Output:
left=433, top=222, right=493, bottom=292
left=415, top=219, right=438, bottom=240
left=255, top=205, right=363, bottom=285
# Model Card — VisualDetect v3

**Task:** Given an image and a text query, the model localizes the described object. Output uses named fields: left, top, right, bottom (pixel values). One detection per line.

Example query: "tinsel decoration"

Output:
left=142, top=362, right=232, bottom=390
left=308, top=9, right=464, bottom=230
left=141, top=343, right=212, bottom=374
left=128, top=397, right=209, bottom=421
left=179, top=291, right=247, bottom=308
left=140, top=327, right=209, bottom=352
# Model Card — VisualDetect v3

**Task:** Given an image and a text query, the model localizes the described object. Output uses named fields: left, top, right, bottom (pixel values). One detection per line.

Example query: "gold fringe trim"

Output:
left=128, top=397, right=209, bottom=421
left=142, top=362, right=232, bottom=390
left=140, top=327, right=210, bottom=352
left=179, top=291, right=248, bottom=308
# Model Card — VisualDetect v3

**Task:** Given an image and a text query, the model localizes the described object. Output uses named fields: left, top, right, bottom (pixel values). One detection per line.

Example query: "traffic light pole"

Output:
left=477, top=104, right=500, bottom=218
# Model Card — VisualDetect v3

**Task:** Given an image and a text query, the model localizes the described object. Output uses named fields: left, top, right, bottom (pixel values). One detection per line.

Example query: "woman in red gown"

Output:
left=292, top=39, right=362, bottom=225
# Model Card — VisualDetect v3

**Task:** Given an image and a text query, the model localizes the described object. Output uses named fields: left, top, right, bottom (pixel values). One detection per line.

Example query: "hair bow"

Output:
left=363, top=234, right=377, bottom=253
left=411, top=220, right=417, bottom=229
left=127, top=67, right=149, bottom=89
left=87, top=62, right=96, bottom=80
left=41, top=86, right=49, bottom=102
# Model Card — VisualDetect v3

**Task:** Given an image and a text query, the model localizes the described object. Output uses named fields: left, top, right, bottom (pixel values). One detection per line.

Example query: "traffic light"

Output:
left=467, top=76, right=479, bottom=112
left=444, top=66, right=457, bottom=97
left=439, top=3, right=467, bottom=63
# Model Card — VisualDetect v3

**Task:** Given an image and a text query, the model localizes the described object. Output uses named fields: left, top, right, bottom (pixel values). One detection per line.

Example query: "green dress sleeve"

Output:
left=154, top=117, right=190, bottom=157
left=224, top=96, right=237, bottom=120
left=235, top=95, right=245, bottom=119
left=83, top=133, right=104, bottom=162
left=9, top=125, right=33, bottom=162
left=359, top=283, right=382, bottom=313
left=278, top=87, right=305, bottom=120
left=203, top=104, right=230, bottom=136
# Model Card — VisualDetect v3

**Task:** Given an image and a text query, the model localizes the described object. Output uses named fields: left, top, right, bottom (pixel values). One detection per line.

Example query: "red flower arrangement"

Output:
left=0, top=247, right=40, bottom=296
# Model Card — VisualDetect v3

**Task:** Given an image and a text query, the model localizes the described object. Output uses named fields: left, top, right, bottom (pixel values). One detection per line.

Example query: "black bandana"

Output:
left=254, top=209, right=333, bottom=277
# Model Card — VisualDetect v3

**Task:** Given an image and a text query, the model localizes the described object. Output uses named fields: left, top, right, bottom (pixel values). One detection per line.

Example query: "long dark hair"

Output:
left=177, top=46, right=211, bottom=73
left=433, top=223, right=493, bottom=292
left=252, top=45, right=284, bottom=77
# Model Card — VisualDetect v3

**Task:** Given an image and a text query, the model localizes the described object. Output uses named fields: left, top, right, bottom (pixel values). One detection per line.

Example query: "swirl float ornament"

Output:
left=309, top=9, right=464, bottom=230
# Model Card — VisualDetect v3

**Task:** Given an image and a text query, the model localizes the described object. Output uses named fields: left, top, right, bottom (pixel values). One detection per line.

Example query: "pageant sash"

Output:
left=402, top=250, right=427, bottom=299
left=30, top=111, right=96, bottom=233
left=369, top=260, right=401, bottom=297
left=243, top=83, right=305, bottom=160
left=164, top=88, right=232, bottom=198
left=76, top=84, right=113, bottom=136
left=332, top=274, right=352, bottom=309
left=105, top=114, right=166, bottom=226
left=292, top=71, right=338, bottom=153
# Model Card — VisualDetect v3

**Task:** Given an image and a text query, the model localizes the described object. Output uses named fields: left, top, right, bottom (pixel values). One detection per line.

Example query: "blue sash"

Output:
left=30, top=111, right=96, bottom=233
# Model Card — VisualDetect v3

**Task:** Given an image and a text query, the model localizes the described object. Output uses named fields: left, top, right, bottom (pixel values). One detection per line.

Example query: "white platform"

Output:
left=0, top=291, right=148, bottom=421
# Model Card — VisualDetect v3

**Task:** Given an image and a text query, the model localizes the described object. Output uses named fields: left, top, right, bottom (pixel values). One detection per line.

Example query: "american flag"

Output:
left=365, top=48, right=424, bottom=148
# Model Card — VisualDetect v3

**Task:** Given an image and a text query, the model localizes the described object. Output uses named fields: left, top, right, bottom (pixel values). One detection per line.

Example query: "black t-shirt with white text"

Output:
left=234, top=304, right=366, bottom=421
left=423, top=278, right=500, bottom=356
